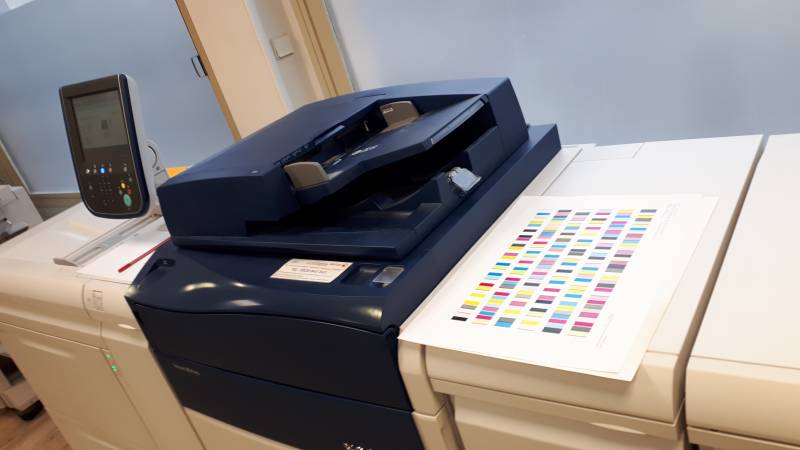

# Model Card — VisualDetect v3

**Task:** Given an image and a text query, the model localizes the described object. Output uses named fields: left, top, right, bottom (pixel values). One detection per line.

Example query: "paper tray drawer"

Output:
left=453, top=396, right=686, bottom=450
left=156, top=352, right=424, bottom=450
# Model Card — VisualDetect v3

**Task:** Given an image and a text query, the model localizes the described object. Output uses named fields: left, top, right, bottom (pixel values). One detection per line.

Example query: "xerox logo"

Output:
left=171, top=363, right=200, bottom=376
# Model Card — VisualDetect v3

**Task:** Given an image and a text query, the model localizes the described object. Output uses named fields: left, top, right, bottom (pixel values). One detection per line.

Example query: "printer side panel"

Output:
left=485, top=78, right=529, bottom=155
left=158, top=173, right=299, bottom=237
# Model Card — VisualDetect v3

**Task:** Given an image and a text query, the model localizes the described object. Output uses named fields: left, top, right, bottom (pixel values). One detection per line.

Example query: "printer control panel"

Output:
left=79, top=157, right=141, bottom=212
left=60, top=75, right=149, bottom=218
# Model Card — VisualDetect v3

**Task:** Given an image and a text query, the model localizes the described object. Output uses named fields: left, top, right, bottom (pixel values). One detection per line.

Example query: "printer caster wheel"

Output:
left=17, top=401, right=43, bottom=421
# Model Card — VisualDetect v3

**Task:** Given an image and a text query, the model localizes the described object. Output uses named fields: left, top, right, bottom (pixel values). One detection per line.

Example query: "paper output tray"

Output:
left=292, top=96, right=486, bottom=204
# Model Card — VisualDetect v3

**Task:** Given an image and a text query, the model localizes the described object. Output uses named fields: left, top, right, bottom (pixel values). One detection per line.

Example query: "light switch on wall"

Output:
left=270, top=34, right=294, bottom=59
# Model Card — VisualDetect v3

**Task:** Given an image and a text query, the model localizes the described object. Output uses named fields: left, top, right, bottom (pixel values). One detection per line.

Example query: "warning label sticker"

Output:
left=270, top=258, right=352, bottom=283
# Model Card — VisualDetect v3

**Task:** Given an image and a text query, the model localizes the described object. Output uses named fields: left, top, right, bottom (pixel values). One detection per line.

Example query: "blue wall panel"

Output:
left=327, top=0, right=800, bottom=146
left=0, top=0, right=233, bottom=192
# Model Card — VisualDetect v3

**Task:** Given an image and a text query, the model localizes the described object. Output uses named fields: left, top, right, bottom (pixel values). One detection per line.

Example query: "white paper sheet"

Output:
left=77, top=219, right=170, bottom=284
left=400, top=195, right=716, bottom=380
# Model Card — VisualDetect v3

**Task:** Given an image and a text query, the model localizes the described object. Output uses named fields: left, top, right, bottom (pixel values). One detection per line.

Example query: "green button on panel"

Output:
left=123, top=194, right=132, bottom=207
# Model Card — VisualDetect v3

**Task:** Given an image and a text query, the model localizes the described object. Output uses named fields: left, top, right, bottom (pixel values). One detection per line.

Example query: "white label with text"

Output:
left=270, top=259, right=352, bottom=283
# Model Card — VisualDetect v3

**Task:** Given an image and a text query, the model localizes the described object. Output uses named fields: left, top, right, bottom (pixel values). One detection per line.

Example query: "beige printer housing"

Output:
left=401, top=136, right=762, bottom=450
left=687, top=134, right=800, bottom=450
left=0, top=205, right=203, bottom=450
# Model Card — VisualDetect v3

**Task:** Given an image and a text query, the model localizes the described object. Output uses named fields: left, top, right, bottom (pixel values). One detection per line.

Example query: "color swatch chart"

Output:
left=450, top=207, right=657, bottom=337
left=402, top=195, right=716, bottom=379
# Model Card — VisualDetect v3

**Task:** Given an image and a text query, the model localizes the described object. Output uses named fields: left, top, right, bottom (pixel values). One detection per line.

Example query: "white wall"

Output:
left=247, top=0, right=323, bottom=110
left=327, top=0, right=800, bottom=145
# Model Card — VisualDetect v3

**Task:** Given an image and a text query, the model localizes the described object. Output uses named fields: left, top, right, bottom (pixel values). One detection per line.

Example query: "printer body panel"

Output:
left=687, top=357, right=800, bottom=449
left=687, top=134, right=800, bottom=450
left=132, top=304, right=412, bottom=410
left=158, top=352, right=424, bottom=450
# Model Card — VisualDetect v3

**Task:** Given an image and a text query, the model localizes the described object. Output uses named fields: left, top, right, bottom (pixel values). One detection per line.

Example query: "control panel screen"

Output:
left=72, top=90, right=129, bottom=152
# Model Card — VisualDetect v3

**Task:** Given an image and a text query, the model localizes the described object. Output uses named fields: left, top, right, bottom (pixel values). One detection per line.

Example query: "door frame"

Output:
left=176, top=0, right=352, bottom=140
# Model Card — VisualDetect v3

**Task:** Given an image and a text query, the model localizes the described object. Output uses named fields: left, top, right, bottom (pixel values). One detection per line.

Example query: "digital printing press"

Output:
left=125, top=77, right=561, bottom=450
left=0, top=74, right=790, bottom=450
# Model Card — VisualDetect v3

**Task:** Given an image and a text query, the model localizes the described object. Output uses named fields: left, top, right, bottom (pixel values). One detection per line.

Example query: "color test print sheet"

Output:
left=401, top=195, right=717, bottom=380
